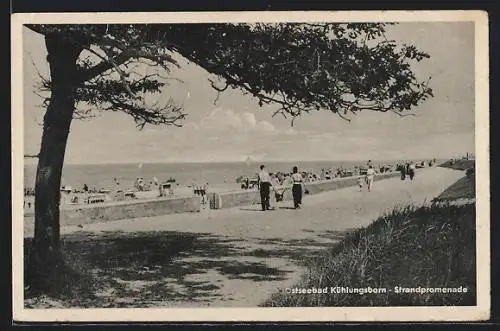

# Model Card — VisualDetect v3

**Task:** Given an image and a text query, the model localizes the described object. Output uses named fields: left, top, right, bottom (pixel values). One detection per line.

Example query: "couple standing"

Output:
left=258, top=164, right=304, bottom=210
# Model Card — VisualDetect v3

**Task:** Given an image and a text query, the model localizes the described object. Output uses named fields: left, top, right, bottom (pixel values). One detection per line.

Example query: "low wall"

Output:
left=209, top=171, right=401, bottom=210
left=25, top=196, right=201, bottom=227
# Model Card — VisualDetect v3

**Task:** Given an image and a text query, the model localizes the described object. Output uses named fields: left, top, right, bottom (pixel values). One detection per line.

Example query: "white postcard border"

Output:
left=11, top=10, right=490, bottom=322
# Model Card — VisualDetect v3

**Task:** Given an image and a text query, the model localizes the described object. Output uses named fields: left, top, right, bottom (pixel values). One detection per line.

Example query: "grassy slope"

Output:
left=435, top=159, right=475, bottom=201
left=435, top=174, right=475, bottom=201
left=438, top=159, right=475, bottom=171
left=264, top=183, right=476, bottom=306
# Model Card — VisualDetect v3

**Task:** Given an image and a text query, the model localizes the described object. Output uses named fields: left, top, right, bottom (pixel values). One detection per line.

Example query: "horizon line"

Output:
left=24, top=157, right=454, bottom=167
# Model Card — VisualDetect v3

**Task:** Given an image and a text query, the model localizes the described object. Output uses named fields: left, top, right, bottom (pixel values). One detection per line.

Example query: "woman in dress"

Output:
left=366, top=165, right=376, bottom=192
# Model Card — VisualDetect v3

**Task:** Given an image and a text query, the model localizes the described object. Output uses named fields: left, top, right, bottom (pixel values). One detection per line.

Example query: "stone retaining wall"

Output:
left=209, top=171, right=401, bottom=209
left=25, top=196, right=201, bottom=227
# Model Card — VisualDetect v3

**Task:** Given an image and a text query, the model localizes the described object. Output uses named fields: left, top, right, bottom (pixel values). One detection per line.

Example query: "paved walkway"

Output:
left=25, top=167, right=465, bottom=307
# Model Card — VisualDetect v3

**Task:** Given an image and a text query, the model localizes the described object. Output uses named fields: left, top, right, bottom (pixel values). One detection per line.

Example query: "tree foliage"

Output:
left=155, top=23, right=433, bottom=122
left=28, top=22, right=433, bottom=126
left=28, top=24, right=185, bottom=128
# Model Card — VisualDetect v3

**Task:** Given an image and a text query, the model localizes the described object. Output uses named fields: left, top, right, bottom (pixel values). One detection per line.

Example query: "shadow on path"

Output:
left=239, top=208, right=264, bottom=212
left=24, top=227, right=352, bottom=308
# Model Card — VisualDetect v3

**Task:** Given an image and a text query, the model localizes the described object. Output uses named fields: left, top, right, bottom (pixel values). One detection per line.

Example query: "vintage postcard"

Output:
left=12, top=10, right=490, bottom=322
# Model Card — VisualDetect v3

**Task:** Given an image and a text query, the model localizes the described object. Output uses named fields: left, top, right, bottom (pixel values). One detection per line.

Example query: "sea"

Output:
left=23, top=159, right=434, bottom=192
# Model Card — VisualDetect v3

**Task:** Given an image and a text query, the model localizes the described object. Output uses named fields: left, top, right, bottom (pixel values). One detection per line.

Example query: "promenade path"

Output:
left=24, top=167, right=465, bottom=307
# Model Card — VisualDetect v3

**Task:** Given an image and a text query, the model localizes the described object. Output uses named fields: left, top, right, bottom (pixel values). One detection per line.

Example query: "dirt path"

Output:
left=24, top=167, right=465, bottom=307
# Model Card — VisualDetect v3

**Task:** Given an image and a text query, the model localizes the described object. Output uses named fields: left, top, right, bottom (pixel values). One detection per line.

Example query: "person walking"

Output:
left=291, top=166, right=304, bottom=209
left=408, top=161, right=416, bottom=181
left=357, top=176, right=364, bottom=191
left=399, top=163, right=406, bottom=180
left=366, top=165, right=375, bottom=192
left=258, top=164, right=274, bottom=211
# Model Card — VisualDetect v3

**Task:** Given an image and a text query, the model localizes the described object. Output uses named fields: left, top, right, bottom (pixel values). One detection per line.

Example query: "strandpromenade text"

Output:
left=284, top=286, right=469, bottom=295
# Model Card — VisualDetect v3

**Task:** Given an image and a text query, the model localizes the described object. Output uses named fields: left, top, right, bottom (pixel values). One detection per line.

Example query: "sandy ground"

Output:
left=23, top=167, right=465, bottom=307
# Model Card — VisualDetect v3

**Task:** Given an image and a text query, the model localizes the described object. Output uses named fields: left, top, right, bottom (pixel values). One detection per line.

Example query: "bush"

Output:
left=263, top=202, right=476, bottom=307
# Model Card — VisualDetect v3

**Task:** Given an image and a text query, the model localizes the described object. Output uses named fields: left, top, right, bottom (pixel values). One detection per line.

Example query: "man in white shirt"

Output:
left=291, top=166, right=304, bottom=209
left=258, top=164, right=273, bottom=211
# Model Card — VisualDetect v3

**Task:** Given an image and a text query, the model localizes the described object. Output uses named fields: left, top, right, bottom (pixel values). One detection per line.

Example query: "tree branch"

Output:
left=78, top=47, right=180, bottom=84
left=25, top=24, right=48, bottom=35
left=208, top=78, right=229, bottom=105
left=83, top=46, right=137, bottom=98
left=390, top=110, right=417, bottom=117
left=336, top=111, right=351, bottom=122
left=78, top=50, right=132, bottom=83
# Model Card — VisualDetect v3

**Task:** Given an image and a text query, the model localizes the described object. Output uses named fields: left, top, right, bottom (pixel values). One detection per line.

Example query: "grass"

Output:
left=439, top=159, right=475, bottom=171
left=434, top=173, right=475, bottom=202
left=263, top=201, right=476, bottom=307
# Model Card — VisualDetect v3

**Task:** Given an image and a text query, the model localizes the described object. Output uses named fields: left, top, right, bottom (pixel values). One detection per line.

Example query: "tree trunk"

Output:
left=26, top=34, right=82, bottom=293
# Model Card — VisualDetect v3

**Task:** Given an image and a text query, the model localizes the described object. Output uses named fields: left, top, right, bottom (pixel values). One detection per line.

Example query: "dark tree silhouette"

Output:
left=25, top=23, right=433, bottom=293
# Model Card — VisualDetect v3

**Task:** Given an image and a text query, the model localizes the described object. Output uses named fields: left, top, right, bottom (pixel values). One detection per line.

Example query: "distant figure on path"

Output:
left=366, top=165, right=375, bottom=192
left=399, top=164, right=406, bottom=180
left=201, top=182, right=207, bottom=204
left=258, top=164, right=274, bottom=211
left=113, top=178, right=121, bottom=190
left=357, top=176, right=364, bottom=191
left=291, top=166, right=304, bottom=209
left=408, top=162, right=416, bottom=181
left=403, top=163, right=411, bottom=180
left=83, top=184, right=89, bottom=193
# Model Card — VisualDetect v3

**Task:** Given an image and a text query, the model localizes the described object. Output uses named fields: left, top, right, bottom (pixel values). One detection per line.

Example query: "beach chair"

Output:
left=88, top=194, right=106, bottom=204
left=113, top=191, right=125, bottom=202
left=159, top=183, right=172, bottom=197
left=124, top=190, right=136, bottom=199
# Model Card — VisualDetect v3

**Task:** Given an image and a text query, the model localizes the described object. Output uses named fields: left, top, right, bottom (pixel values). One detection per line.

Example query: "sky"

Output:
left=22, top=22, right=475, bottom=164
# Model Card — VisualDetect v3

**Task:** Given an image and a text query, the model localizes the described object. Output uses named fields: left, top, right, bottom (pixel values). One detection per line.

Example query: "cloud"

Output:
left=199, top=108, right=278, bottom=137
left=183, top=122, right=199, bottom=131
left=201, top=108, right=244, bottom=131
left=284, top=128, right=299, bottom=136
left=241, top=112, right=257, bottom=129
left=254, top=120, right=277, bottom=135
